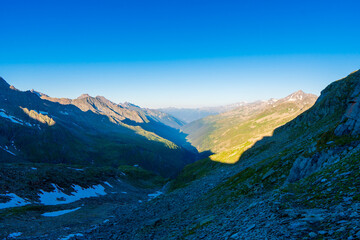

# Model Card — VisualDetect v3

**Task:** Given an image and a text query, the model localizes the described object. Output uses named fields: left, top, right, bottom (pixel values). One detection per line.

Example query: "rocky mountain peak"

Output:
left=9, top=85, right=19, bottom=91
left=285, top=90, right=307, bottom=101
left=122, top=102, right=141, bottom=108
left=30, top=89, right=48, bottom=98
left=77, top=93, right=92, bottom=99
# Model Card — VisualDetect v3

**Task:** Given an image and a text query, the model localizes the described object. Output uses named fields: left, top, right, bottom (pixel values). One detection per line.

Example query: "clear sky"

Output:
left=1, top=0, right=360, bottom=108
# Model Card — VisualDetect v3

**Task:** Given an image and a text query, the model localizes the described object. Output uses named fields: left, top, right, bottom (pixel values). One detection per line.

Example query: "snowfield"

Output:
left=0, top=193, right=30, bottom=209
left=0, top=182, right=111, bottom=210
left=0, top=109, right=32, bottom=126
left=39, top=184, right=107, bottom=205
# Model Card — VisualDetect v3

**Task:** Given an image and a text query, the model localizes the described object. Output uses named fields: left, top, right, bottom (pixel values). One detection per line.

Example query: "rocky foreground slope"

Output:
left=80, top=70, right=360, bottom=239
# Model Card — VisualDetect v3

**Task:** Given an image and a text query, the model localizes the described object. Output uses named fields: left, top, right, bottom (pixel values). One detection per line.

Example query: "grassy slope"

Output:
left=174, top=71, right=359, bottom=197
left=200, top=70, right=360, bottom=206
left=183, top=94, right=317, bottom=155
left=171, top=93, right=317, bottom=189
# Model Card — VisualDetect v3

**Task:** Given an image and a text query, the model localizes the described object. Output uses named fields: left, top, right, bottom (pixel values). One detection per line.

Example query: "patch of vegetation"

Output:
left=169, top=158, right=222, bottom=191
left=206, top=146, right=303, bottom=205
left=282, top=146, right=360, bottom=208
left=118, top=165, right=167, bottom=188
left=317, top=124, right=359, bottom=149
left=0, top=204, right=50, bottom=217
left=209, top=141, right=252, bottom=163
left=183, top=215, right=215, bottom=237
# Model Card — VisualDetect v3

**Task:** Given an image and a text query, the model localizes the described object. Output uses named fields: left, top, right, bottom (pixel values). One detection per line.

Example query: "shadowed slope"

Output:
left=0, top=78, right=196, bottom=178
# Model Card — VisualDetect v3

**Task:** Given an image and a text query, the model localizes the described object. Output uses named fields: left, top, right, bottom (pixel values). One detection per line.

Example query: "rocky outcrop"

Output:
left=335, top=75, right=360, bottom=136
left=287, top=150, right=340, bottom=183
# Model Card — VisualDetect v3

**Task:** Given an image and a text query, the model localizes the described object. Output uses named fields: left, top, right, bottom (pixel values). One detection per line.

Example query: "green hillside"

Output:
left=182, top=91, right=317, bottom=162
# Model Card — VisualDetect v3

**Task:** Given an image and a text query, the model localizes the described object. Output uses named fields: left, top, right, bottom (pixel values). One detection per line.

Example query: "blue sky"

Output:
left=1, top=0, right=360, bottom=108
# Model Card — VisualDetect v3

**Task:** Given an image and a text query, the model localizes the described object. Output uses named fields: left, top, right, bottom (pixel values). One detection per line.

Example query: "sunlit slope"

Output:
left=182, top=91, right=317, bottom=162
left=203, top=70, right=360, bottom=210
left=174, top=70, right=360, bottom=202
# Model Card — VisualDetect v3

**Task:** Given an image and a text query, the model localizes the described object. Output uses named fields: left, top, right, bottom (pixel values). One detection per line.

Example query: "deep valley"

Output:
left=1, top=70, right=360, bottom=239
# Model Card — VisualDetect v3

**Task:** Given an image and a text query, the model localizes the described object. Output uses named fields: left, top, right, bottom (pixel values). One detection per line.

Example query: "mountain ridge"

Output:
left=181, top=90, right=317, bottom=155
left=0, top=77, right=195, bottom=178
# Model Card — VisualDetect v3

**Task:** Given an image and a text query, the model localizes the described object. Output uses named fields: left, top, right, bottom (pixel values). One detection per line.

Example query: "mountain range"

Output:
left=158, top=102, right=247, bottom=123
left=182, top=90, right=317, bottom=159
left=0, top=78, right=194, bottom=178
left=1, top=70, right=360, bottom=239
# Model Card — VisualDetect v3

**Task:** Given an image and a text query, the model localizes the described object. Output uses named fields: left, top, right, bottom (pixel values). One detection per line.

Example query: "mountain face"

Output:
left=158, top=102, right=247, bottom=123
left=0, top=78, right=195, bottom=178
left=182, top=90, right=317, bottom=157
left=77, top=70, right=360, bottom=239
left=38, top=93, right=186, bottom=130
left=39, top=93, right=192, bottom=151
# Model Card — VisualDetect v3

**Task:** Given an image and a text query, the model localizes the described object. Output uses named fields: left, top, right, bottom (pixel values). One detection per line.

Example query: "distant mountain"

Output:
left=182, top=90, right=317, bottom=157
left=0, top=77, right=195, bottom=178
left=158, top=102, right=247, bottom=123
left=38, top=93, right=186, bottom=130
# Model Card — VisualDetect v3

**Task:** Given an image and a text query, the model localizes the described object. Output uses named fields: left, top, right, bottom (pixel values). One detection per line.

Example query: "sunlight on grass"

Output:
left=209, top=141, right=253, bottom=164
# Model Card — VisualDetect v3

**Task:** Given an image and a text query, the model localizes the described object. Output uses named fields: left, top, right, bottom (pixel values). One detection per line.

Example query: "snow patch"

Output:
left=288, top=93, right=303, bottom=102
left=0, top=193, right=30, bottom=209
left=38, top=184, right=106, bottom=205
left=0, top=146, right=16, bottom=156
left=67, top=167, right=84, bottom=171
left=7, top=232, right=22, bottom=238
left=148, top=191, right=163, bottom=201
left=42, top=207, right=81, bottom=217
left=103, top=182, right=113, bottom=188
left=39, top=111, right=48, bottom=115
left=60, top=233, right=84, bottom=240
left=0, top=109, right=32, bottom=126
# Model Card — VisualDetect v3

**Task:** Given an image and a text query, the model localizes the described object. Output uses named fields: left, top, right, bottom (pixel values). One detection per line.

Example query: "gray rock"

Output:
left=230, top=232, right=241, bottom=239
left=262, top=169, right=275, bottom=180
left=245, top=224, right=256, bottom=232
